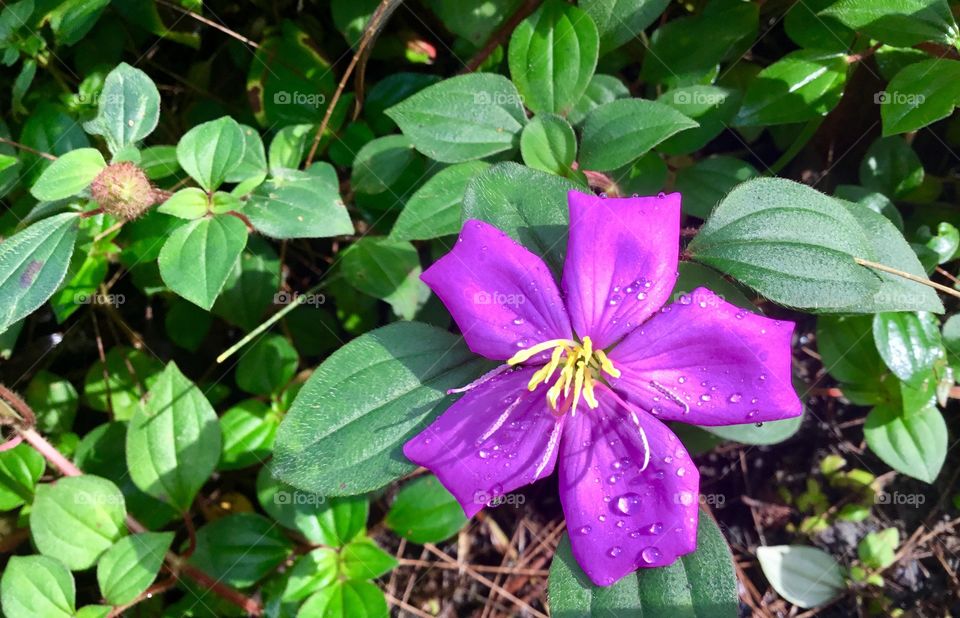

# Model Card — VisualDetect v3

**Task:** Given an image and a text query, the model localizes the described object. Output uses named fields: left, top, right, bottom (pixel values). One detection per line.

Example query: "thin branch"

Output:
left=854, top=257, right=960, bottom=300
left=0, top=137, right=57, bottom=160
left=154, top=0, right=258, bottom=48
left=462, top=0, right=542, bottom=73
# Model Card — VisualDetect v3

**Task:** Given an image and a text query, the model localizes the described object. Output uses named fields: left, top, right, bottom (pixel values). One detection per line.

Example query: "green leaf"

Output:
left=658, top=86, right=740, bottom=155
left=817, top=315, right=886, bottom=403
left=82, top=63, right=161, bottom=155
left=391, top=161, right=490, bottom=241
left=549, top=513, right=737, bottom=614
left=858, top=528, right=899, bottom=570
left=0, top=213, right=79, bottom=334
left=139, top=145, right=180, bottom=180
left=756, top=545, right=845, bottom=609
left=386, top=73, right=527, bottom=163
left=674, top=157, right=759, bottom=219
left=176, top=116, right=247, bottom=191
left=567, top=74, right=630, bottom=126
left=30, top=148, right=106, bottom=201
left=385, top=474, right=467, bottom=543
left=462, top=162, right=579, bottom=274
left=126, top=362, right=222, bottom=512
left=339, top=538, right=398, bottom=581
left=158, top=215, right=249, bottom=310
left=1, top=555, right=75, bottom=618
left=31, top=475, right=127, bottom=570
left=0, top=443, right=45, bottom=510
left=642, top=1, right=758, bottom=87
left=245, top=163, right=353, bottom=239
left=268, top=124, right=314, bottom=171
left=236, top=334, right=298, bottom=396
left=520, top=113, right=577, bottom=175
left=219, top=400, right=278, bottom=470
left=784, top=0, right=855, bottom=51
left=820, top=0, right=959, bottom=47
left=508, top=0, right=599, bottom=115
left=83, top=346, right=163, bottom=420
left=273, top=322, right=492, bottom=496
left=579, top=99, right=698, bottom=171
left=19, top=105, right=91, bottom=185
left=226, top=124, right=268, bottom=193
left=918, top=221, right=960, bottom=264
left=834, top=200, right=943, bottom=313
left=873, top=312, right=944, bottom=382
left=341, top=237, right=426, bottom=320
left=864, top=403, right=946, bottom=483
left=581, top=0, right=670, bottom=54
left=96, top=532, right=174, bottom=605
left=157, top=187, right=208, bottom=219
left=859, top=136, right=924, bottom=198
left=282, top=548, right=339, bottom=602
left=350, top=135, right=420, bottom=195
left=298, top=580, right=388, bottom=618
left=257, top=467, right=368, bottom=546
left=734, top=50, right=848, bottom=127
left=188, top=513, right=293, bottom=588
left=212, top=236, right=281, bottom=331
left=688, top=178, right=880, bottom=311
left=881, top=58, right=960, bottom=135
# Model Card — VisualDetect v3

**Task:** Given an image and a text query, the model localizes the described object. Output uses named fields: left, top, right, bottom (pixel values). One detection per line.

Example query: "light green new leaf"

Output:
left=872, top=312, right=945, bottom=382
left=385, top=475, right=468, bottom=544
left=520, top=113, right=577, bottom=175
left=298, top=580, right=388, bottom=618
left=0, top=443, right=45, bottom=510
left=30, top=148, right=106, bottom=201
left=245, top=163, right=353, bottom=239
left=865, top=403, right=946, bottom=483
left=82, top=63, right=161, bottom=155
left=97, top=532, right=174, bottom=605
left=176, top=116, right=247, bottom=191
left=756, top=545, right=845, bottom=608
left=1, top=555, right=75, bottom=618
left=390, top=161, right=490, bottom=241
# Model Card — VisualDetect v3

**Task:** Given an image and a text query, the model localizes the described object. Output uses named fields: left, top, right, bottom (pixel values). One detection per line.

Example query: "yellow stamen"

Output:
left=507, top=338, right=577, bottom=366
left=514, top=335, right=620, bottom=415
left=594, top=349, right=621, bottom=378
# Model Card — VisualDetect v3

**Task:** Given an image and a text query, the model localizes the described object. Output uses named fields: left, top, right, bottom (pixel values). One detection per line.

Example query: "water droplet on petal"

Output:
left=512, top=317, right=525, bottom=325
left=613, top=492, right=642, bottom=515
left=747, top=410, right=758, bottom=419
left=598, top=514, right=607, bottom=522
left=648, top=522, right=663, bottom=534
left=478, top=449, right=490, bottom=459
left=608, top=546, right=622, bottom=558
left=677, top=376, right=686, bottom=384
left=657, top=192, right=666, bottom=199
left=676, top=467, right=686, bottom=477
left=579, top=526, right=592, bottom=535
left=641, top=547, right=662, bottom=563
left=679, top=294, right=692, bottom=305
left=728, top=393, right=742, bottom=403
left=700, top=394, right=711, bottom=402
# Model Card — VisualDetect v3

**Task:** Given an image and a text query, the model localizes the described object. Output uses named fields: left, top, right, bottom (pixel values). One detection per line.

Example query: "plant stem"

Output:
left=462, top=0, right=542, bottom=73
left=854, top=257, right=960, bottom=300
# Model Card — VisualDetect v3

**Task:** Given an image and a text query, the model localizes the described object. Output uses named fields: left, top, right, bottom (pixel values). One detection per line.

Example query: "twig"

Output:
left=0, top=137, right=57, bottom=160
left=855, top=257, right=960, bottom=299
left=154, top=0, right=259, bottom=48
left=462, top=0, right=542, bottom=73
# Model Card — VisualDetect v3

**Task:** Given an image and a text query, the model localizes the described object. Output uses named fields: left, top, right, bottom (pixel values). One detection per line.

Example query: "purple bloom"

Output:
left=404, top=191, right=802, bottom=586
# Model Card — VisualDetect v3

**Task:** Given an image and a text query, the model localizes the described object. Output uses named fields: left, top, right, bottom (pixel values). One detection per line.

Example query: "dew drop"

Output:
left=663, top=455, right=673, bottom=464
left=636, top=291, right=647, bottom=300
left=608, top=546, right=622, bottom=558
left=599, top=192, right=608, bottom=199
left=614, top=492, right=642, bottom=515
left=578, top=526, right=592, bottom=535
left=608, top=295, right=622, bottom=306
left=728, top=393, right=742, bottom=403
left=607, top=475, right=619, bottom=484
left=478, top=449, right=490, bottom=459
left=679, top=294, right=692, bottom=305
left=676, top=467, right=686, bottom=477
left=641, top=547, right=662, bottom=563
left=657, top=192, right=666, bottom=199
left=734, top=311, right=745, bottom=320
left=512, top=317, right=525, bottom=325
left=598, top=515, right=607, bottom=522
left=700, top=394, right=712, bottom=402
left=746, top=410, right=758, bottom=419
left=648, top=522, right=663, bottom=534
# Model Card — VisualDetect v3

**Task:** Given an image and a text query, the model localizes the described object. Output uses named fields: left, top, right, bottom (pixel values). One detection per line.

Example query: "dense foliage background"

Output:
left=0, top=0, right=958, bottom=616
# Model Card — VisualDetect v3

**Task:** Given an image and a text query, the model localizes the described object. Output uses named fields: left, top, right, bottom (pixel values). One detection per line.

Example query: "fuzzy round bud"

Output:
left=90, top=162, right=157, bottom=221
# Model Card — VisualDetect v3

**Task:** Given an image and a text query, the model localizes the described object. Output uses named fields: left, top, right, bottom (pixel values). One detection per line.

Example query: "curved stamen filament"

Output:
left=507, top=336, right=620, bottom=416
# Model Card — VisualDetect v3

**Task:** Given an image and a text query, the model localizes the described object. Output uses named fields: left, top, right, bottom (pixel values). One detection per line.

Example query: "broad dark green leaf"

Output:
left=350, top=135, right=421, bottom=195
left=784, top=0, right=855, bottom=51
left=341, top=237, right=426, bottom=320
left=756, top=545, right=845, bottom=609
left=0, top=213, right=79, bottom=334
left=520, top=113, right=577, bottom=174
left=864, top=403, right=946, bottom=483
left=236, top=334, right=298, bottom=396
left=212, top=236, right=281, bottom=331
left=658, top=86, right=740, bottom=154
left=82, top=63, right=160, bottom=155
left=30, top=148, right=105, bottom=201
left=859, top=136, right=924, bottom=198
left=391, top=161, right=489, bottom=241
left=881, top=58, right=960, bottom=135
left=31, top=475, right=127, bottom=570
left=674, top=157, right=759, bottom=219
left=688, top=178, right=880, bottom=311
left=386, top=73, right=527, bottom=163
left=245, top=163, right=353, bottom=239
left=158, top=215, right=249, bottom=310
left=872, top=312, right=944, bottom=382
left=735, top=50, right=848, bottom=127
left=83, top=346, right=163, bottom=420
left=549, top=513, right=737, bottom=615
left=272, top=322, right=491, bottom=495
left=579, top=99, right=698, bottom=171
left=257, top=467, right=368, bottom=546
left=820, top=0, right=959, bottom=47
left=1, top=555, right=75, bottom=618
left=567, top=74, right=630, bottom=126
left=219, top=400, right=279, bottom=470
left=581, top=0, right=670, bottom=54
left=176, top=117, right=246, bottom=192
left=188, top=513, right=293, bottom=588
left=462, top=162, right=579, bottom=274
left=508, top=0, right=599, bottom=115
left=96, top=532, right=174, bottom=605
left=817, top=315, right=886, bottom=404
left=126, top=362, right=222, bottom=512
left=385, top=474, right=467, bottom=543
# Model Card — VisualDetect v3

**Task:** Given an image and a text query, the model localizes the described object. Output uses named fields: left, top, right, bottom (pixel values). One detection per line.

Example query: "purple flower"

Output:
left=403, top=191, right=802, bottom=586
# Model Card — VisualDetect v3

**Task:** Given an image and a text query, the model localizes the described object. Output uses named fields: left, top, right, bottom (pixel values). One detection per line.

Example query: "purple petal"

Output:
left=561, top=191, right=681, bottom=349
left=422, top=219, right=573, bottom=361
left=559, top=387, right=699, bottom=587
left=607, top=287, right=802, bottom=426
left=403, top=366, right=564, bottom=518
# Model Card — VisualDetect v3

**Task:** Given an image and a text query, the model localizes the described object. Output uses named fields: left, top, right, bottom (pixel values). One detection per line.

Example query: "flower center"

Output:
left=506, top=336, right=621, bottom=415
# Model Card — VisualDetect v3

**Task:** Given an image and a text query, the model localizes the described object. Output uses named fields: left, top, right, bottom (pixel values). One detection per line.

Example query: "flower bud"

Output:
left=90, top=162, right=157, bottom=221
